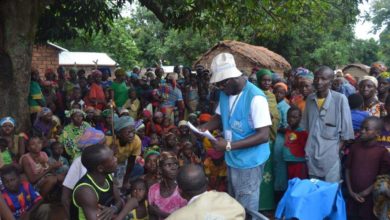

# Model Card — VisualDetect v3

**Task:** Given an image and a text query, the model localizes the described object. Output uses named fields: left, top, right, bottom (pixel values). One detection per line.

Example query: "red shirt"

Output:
left=346, top=142, right=390, bottom=192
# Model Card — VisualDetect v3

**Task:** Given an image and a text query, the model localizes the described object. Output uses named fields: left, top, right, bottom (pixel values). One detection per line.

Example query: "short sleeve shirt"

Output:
left=106, top=135, right=142, bottom=163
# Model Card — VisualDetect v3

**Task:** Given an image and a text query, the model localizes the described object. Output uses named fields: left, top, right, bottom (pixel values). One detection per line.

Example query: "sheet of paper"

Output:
left=187, top=122, right=217, bottom=142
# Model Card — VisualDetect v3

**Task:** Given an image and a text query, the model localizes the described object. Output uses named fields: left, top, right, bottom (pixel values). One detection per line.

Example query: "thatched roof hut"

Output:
left=342, top=63, right=369, bottom=81
left=193, top=40, right=291, bottom=75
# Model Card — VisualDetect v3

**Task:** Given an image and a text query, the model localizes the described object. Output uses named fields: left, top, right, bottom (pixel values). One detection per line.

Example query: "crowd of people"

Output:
left=0, top=52, right=390, bottom=220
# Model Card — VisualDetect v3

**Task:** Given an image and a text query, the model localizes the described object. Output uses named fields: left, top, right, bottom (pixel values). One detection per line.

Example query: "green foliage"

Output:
left=56, top=18, right=140, bottom=69
left=36, top=0, right=127, bottom=42
left=370, top=0, right=390, bottom=33
left=378, top=27, right=390, bottom=65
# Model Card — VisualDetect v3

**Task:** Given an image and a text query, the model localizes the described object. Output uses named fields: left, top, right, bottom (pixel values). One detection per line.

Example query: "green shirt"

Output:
left=110, top=81, right=128, bottom=107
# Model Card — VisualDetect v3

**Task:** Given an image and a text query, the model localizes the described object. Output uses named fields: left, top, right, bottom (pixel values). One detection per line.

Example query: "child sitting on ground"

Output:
left=204, top=148, right=227, bottom=192
left=48, top=141, right=69, bottom=175
left=1, top=165, right=42, bottom=219
left=178, top=141, right=201, bottom=167
left=346, top=116, right=390, bottom=220
left=125, top=179, right=149, bottom=220
left=283, top=106, right=308, bottom=180
left=19, top=136, right=63, bottom=198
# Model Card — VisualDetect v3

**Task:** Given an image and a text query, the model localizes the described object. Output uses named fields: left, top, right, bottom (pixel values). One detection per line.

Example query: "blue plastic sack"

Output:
left=275, top=178, right=346, bottom=220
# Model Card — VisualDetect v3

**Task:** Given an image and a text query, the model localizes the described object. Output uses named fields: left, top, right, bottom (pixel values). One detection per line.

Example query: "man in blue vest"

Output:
left=199, top=53, right=272, bottom=215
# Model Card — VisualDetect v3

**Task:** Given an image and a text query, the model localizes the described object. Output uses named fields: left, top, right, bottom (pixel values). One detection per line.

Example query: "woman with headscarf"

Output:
left=0, top=117, right=27, bottom=158
left=106, top=116, right=142, bottom=188
left=85, top=69, right=106, bottom=110
left=359, top=76, right=386, bottom=117
left=290, top=67, right=314, bottom=112
left=148, top=151, right=187, bottom=219
left=59, top=109, right=91, bottom=160
left=370, top=62, right=387, bottom=77
left=32, top=107, right=54, bottom=140
left=273, top=82, right=290, bottom=194
left=256, top=68, right=280, bottom=211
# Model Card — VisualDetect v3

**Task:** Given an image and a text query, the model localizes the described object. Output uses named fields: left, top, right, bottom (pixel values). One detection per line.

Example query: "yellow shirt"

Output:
left=317, top=98, right=325, bottom=109
left=106, top=135, right=142, bottom=163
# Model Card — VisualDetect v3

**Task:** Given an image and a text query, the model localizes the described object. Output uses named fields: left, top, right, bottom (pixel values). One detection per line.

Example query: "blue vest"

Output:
left=219, top=81, right=270, bottom=169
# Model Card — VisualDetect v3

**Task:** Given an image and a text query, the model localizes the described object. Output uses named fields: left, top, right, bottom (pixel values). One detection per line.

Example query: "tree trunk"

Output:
left=0, top=0, right=43, bottom=132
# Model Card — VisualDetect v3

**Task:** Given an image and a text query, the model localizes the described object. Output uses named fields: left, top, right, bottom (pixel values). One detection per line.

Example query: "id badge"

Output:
left=225, top=130, right=232, bottom=141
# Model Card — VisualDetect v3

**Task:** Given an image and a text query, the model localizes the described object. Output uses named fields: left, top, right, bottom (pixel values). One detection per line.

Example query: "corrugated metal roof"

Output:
left=59, top=52, right=117, bottom=66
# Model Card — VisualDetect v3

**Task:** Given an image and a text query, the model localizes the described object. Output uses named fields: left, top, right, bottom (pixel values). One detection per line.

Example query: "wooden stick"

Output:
left=110, top=103, right=116, bottom=144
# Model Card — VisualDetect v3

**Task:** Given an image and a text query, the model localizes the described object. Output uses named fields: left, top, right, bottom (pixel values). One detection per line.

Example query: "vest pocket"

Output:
left=320, top=123, right=338, bottom=140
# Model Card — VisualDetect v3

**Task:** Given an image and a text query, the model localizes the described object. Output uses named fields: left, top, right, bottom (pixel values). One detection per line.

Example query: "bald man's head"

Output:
left=177, top=164, right=208, bottom=199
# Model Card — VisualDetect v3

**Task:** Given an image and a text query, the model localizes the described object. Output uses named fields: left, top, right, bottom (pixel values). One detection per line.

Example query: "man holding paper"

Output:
left=199, top=52, right=272, bottom=215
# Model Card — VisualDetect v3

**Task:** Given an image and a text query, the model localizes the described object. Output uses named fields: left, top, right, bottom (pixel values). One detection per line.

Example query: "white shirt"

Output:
left=215, top=92, right=272, bottom=129
left=62, top=156, right=87, bottom=190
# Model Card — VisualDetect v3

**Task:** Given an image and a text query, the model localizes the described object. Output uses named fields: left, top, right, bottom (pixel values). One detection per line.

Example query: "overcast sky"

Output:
left=354, top=0, right=382, bottom=40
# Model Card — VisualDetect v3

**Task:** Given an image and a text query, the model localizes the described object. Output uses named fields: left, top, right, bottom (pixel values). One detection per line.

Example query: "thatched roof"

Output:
left=194, top=40, right=291, bottom=75
left=342, top=63, right=370, bottom=79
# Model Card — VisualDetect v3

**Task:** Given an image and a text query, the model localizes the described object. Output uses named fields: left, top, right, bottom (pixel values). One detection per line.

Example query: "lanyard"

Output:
left=229, top=94, right=240, bottom=118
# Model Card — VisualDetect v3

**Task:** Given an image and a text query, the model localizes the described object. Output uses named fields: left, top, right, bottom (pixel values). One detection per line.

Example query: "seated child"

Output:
left=19, top=136, right=63, bottom=198
left=1, top=165, right=42, bottom=219
left=346, top=116, right=390, bottom=220
left=146, top=112, right=163, bottom=136
left=124, top=179, right=148, bottom=220
left=0, top=138, right=14, bottom=168
left=178, top=141, right=201, bottom=167
left=204, top=148, right=227, bottom=192
left=162, top=133, right=180, bottom=154
left=123, top=89, right=141, bottom=120
left=48, top=142, right=69, bottom=175
left=283, top=106, right=308, bottom=179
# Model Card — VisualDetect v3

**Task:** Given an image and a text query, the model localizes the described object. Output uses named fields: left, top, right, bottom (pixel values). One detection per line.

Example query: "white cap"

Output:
left=210, top=53, right=242, bottom=83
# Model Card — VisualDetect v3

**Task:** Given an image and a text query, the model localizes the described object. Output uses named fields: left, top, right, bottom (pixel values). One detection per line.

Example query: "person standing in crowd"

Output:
left=302, top=66, right=354, bottom=182
left=167, top=164, right=245, bottom=220
left=106, top=116, right=141, bottom=189
left=110, top=68, right=129, bottom=108
left=29, top=69, right=46, bottom=123
left=200, top=53, right=271, bottom=216
left=85, top=69, right=106, bottom=111
left=345, top=116, right=390, bottom=220
left=359, top=76, right=386, bottom=117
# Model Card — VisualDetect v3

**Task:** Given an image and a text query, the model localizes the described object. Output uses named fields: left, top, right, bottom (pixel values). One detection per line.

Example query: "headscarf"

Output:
left=274, top=82, right=288, bottom=92
left=91, top=69, right=102, bottom=78
left=142, top=109, right=152, bottom=118
left=178, top=120, right=188, bottom=127
left=114, top=68, right=126, bottom=78
left=198, top=113, right=212, bottom=123
left=158, top=151, right=177, bottom=168
left=361, top=75, right=378, bottom=88
left=379, top=72, right=390, bottom=83
left=0, top=117, right=15, bottom=127
left=101, top=109, right=113, bottom=117
left=371, top=62, right=387, bottom=73
left=134, top=119, right=144, bottom=130
left=114, top=116, right=134, bottom=132
left=135, top=122, right=145, bottom=132
left=154, top=111, right=163, bottom=118
left=344, top=73, right=357, bottom=87
left=77, top=127, right=105, bottom=149
left=144, top=150, right=160, bottom=160
left=295, top=67, right=314, bottom=81
left=38, top=107, right=52, bottom=118
left=119, top=108, right=129, bottom=115
left=65, top=108, right=86, bottom=118
left=256, top=69, right=273, bottom=83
